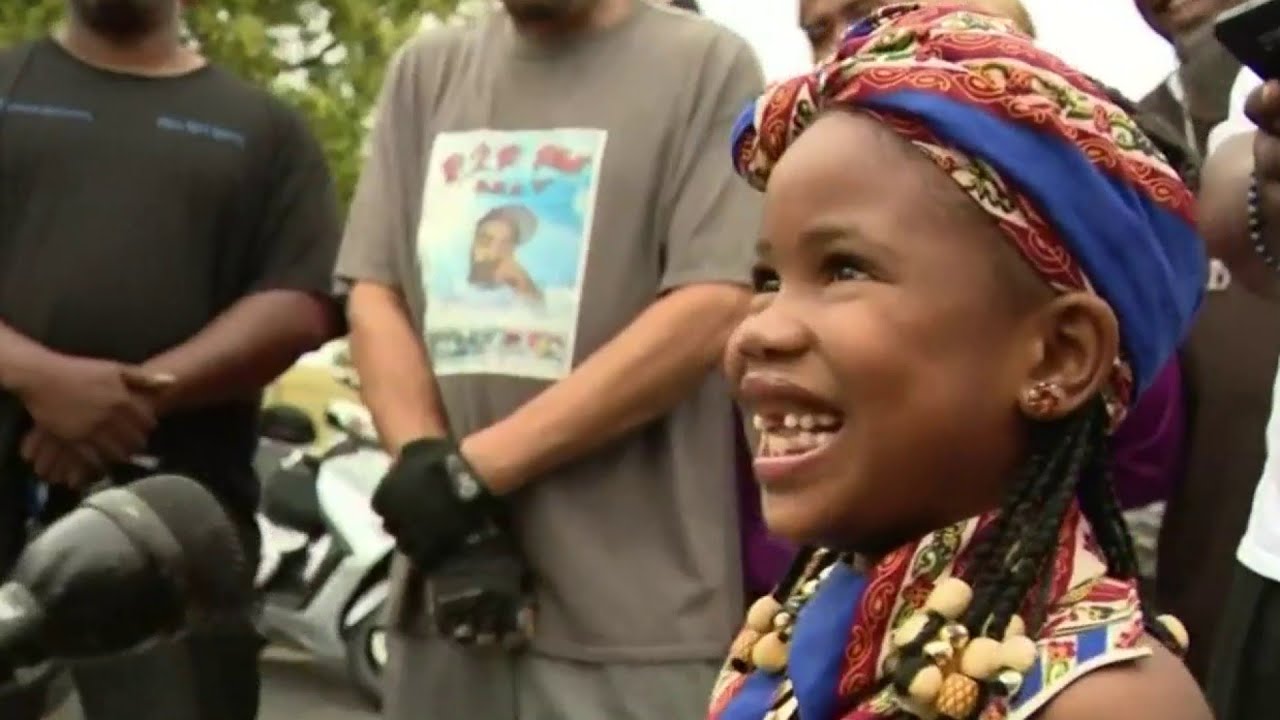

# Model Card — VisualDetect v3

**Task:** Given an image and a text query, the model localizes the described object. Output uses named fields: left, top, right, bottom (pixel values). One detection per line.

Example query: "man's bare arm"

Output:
left=347, top=282, right=449, bottom=454
left=465, top=283, right=749, bottom=494
left=0, top=320, right=53, bottom=393
left=141, top=291, right=339, bottom=414
left=1197, top=132, right=1280, bottom=296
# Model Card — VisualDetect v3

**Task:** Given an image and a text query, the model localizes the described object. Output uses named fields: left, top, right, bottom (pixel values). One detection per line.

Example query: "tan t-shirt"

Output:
left=336, top=2, right=764, bottom=662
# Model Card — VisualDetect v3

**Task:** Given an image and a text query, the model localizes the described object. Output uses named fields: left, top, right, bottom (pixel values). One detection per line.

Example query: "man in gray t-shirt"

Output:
left=335, top=0, right=763, bottom=717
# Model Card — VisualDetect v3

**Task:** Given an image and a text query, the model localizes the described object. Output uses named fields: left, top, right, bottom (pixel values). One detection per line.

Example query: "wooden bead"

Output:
left=935, top=672, right=981, bottom=718
left=999, top=635, right=1038, bottom=674
left=940, top=622, right=971, bottom=649
left=959, top=637, right=1002, bottom=680
left=751, top=631, right=789, bottom=674
left=1157, top=614, right=1190, bottom=652
left=925, top=577, right=974, bottom=620
left=772, top=611, right=794, bottom=630
left=893, top=613, right=930, bottom=649
left=1002, top=614, right=1026, bottom=639
left=728, top=628, right=761, bottom=672
left=923, top=639, right=955, bottom=665
left=906, top=664, right=944, bottom=705
left=745, top=596, right=782, bottom=633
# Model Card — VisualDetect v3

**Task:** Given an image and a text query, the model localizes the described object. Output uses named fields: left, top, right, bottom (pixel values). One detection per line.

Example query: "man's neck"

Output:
left=55, top=20, right=202, bottom=77
left=513, top=0, right=634, bottom=40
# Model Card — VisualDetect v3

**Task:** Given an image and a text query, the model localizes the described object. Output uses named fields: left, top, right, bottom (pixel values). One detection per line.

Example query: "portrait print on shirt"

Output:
left=417, top=128, right=605, bottom=380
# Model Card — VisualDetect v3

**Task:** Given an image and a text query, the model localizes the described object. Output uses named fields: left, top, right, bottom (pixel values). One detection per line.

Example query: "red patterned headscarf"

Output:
left=730, top=3, right=1206, bottom=425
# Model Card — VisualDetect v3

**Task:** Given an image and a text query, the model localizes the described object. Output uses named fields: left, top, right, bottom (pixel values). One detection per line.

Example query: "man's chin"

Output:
left=504, top=1, right=571, bottom=24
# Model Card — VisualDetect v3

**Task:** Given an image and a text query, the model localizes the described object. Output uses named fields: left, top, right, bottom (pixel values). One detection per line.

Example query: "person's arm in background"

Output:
left=1198, top=69, right=1278, bottom=296
left=138, top=105, right=344, bottom=412
left=338, top=38, right=451, bottom=454
left=17, top=103, right=344, bottom=483
left=462, top=35, right=766, bottom=495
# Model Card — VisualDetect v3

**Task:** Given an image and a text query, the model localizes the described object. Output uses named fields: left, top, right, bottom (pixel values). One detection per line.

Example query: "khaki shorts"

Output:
left=383, top=631, right=719, bottom=720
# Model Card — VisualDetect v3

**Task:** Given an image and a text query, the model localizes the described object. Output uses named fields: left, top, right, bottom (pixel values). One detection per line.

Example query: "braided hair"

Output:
left=776, top=400, right=1182, bottom=659
left=887, top=78, right=1192, bottom=710
left=949, top=400, right=1180, bottom=648
left=837, top=400, right=1177, bottom=719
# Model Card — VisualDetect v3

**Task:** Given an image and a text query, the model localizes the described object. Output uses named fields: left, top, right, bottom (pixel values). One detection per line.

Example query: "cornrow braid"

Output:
left=1075, top=409, right=1179, bottom=650
left=963, top=409, right=1095, bottom=639
left=957, top=438, right=1071, bottom=633
left=890, top=399, right=1182, bottom=716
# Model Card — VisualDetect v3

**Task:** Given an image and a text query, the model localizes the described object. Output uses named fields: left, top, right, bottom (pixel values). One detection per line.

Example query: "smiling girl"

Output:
left=709, top=5, right=1211, bottom=720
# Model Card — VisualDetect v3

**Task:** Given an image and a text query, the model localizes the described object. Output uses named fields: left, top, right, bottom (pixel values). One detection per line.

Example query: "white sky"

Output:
left=699, top=0, right=1178, bottom=100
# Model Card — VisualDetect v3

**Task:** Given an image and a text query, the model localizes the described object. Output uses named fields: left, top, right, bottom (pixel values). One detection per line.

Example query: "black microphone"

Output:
left=0, top=474, right=252, bottom=668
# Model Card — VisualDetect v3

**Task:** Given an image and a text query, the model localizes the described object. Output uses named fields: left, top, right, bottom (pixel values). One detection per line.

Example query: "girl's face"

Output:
left=726, top=112, right=1049, bottom=553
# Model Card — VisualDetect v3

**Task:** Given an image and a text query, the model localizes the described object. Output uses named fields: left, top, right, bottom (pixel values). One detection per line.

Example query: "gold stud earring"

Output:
left=1023, top=381, right=1065, bottom=417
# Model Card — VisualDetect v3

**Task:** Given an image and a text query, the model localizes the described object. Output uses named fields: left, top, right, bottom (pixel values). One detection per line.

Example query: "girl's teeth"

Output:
left=757, top=431, right=836, bottom=458
left=750, top=413, right=843, bottom=436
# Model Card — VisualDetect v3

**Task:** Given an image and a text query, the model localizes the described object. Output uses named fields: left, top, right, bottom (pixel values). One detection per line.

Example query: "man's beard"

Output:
left=502, top=0, right=592, bottom=24
left=69, top=0, right=170, bottom=40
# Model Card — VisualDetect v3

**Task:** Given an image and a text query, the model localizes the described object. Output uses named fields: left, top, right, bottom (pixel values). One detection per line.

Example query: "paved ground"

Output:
left=48, top=647, right=378, bottom=720
left=259, top=648, right=378, bottom=720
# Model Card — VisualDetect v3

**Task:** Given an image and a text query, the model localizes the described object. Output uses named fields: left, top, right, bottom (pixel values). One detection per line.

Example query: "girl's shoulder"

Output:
left=1032, top=639, right=1211, bottom=720
left=1012, top=575, right=1206, bottom=720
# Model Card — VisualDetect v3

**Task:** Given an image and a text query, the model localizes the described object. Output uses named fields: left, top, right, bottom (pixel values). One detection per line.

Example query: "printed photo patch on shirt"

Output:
left=416, top=128, right=606, bottom=381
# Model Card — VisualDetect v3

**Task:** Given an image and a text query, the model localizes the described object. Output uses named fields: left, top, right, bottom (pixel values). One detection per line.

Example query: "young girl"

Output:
left=710, top=5, right=1211, bottom=720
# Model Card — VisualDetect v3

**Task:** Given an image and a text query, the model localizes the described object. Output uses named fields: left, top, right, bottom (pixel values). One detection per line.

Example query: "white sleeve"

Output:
left=1207, top=68, right=1265, bottom=156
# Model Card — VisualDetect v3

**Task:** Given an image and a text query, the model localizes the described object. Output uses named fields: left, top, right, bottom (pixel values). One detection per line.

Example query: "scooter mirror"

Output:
left=261, top=405, right=318, bottom=445
left=325, top=399, right=378, bottom=444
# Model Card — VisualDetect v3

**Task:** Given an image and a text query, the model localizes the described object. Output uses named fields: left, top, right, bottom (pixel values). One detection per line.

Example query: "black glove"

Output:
left=371, top=437, right=504, bottom=573
left=428, top=528, right=535, bottom=650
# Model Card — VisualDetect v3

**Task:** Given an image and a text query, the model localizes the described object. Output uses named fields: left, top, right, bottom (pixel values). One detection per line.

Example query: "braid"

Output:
left=958, top=440, right=1066, bottom=631
left=966, top=409, right=1096, bottom=638
left=1075, top=414, right=1180, bottom=651
left=890, top=397, right=1188, bottom=718
left=912, top=396, right=1179, bottom=650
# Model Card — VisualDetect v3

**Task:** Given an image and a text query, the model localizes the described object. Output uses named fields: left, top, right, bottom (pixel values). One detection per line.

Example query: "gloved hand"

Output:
left=372, top=437, right=504, bottom=573
left=428, top=527, right=535, bottom=650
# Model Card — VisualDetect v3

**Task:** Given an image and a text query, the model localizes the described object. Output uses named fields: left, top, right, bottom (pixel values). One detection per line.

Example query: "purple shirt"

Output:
left=1111, top=358, right=1186, bottom=510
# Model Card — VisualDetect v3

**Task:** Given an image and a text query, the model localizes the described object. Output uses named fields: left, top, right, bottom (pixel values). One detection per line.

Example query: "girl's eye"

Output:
left=823, top=253, right=872, bottom=283
left=751, top=265, right=781, bottom=294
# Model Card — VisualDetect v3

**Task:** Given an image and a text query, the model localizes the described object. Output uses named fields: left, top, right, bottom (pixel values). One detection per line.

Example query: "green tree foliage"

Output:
left=0, top=0, right=469, bottom=203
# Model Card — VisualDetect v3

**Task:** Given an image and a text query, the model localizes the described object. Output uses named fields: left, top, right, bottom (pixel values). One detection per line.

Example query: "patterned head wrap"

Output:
left=731, top=3, right=1206, bottom=423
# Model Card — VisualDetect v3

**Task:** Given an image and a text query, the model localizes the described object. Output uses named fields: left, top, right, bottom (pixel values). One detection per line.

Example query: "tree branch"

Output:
left=288, top=37, right=341, bottom=70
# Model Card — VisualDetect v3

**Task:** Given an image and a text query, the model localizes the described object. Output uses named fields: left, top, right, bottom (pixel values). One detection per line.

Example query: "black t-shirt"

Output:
left=0, top=40, right=341, bottom=513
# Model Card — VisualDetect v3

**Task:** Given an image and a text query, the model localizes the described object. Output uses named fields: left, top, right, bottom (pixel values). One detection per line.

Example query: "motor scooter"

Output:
left=254, top=394, right=394, bottom=708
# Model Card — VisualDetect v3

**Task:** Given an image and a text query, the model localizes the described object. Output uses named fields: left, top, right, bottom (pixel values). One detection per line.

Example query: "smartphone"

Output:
left=1215, top=0, right=1280, bottom=80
